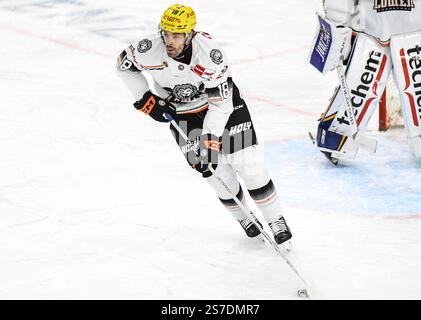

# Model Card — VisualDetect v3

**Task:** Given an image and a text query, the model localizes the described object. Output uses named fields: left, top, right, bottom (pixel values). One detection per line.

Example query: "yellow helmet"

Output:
left=160, top=4, right=196, bottom=34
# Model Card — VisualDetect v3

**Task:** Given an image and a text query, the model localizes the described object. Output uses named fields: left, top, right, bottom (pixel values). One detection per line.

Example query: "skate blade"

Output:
left=256, top=235, right=292, bottom=252
left=255, top=234, right=265, bottom=242
left=322, top=151, right=339, bottom=166
left=279, top=240, right=292, bottom=253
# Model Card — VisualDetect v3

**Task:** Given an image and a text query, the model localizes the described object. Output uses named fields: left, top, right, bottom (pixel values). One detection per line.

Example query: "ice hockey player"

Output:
left=115, top=4, right=292, bottom=245
left=309, top=0, right=421, bottom=164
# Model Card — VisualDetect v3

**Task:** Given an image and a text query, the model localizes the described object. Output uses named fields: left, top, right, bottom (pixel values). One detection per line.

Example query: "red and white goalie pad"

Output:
left=317, top=32, right=392, bottom=159
left=330, top=33, right=392, bottom=135
left=390, top=30, right=421, bottom=157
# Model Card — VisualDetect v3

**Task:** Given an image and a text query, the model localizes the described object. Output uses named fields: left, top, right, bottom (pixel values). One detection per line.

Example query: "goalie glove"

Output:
left=133, top=90, right=176, bottom=123
left=188, top=133, right=221, bottom=178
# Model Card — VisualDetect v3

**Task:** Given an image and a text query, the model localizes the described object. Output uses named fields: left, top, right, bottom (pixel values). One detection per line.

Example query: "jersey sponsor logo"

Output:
left=137, top=39, right=152, bottom=53
left=373, top=0, right=415, bottom=12
left=336, top=50, right=387, bottom=127
left=191, top=64, right=215, bottom=79
left=229, top=122, right=252, bottom=136
left=172, top=83, right=199, bottom=102
left=210, top=49, right=223, bottom=65
left=400, top=45, right=421, bottom=126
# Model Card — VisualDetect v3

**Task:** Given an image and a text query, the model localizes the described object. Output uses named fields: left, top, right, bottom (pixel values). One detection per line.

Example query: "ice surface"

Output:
left=1, top=0, right=420, bottom=299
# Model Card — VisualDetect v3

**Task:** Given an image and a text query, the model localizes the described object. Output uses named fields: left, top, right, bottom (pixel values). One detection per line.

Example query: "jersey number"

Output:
left=218, top=81, right=230, bottom=100
left=119, top=57, right=133, bottom=71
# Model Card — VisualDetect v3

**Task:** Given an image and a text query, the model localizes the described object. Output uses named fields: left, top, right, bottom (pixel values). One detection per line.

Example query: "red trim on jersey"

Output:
left=176, top=104, right=209, bottom=115
left=400, top=48, right=419, bottom=127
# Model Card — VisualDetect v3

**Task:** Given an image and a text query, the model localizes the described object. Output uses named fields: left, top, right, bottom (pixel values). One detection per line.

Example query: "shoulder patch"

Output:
left=137, top=39, right=152, bottom=53
left=210, top=49, right=223, bottom=65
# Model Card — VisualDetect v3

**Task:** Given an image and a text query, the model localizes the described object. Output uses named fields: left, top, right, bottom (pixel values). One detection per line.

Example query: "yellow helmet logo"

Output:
left=160, top=4, right=196, bottom=34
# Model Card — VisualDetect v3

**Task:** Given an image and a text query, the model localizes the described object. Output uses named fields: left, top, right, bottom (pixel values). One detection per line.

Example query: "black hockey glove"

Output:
left=133, top=91, right=176, bottom=123
left=188, top=133, right=221, bottom=178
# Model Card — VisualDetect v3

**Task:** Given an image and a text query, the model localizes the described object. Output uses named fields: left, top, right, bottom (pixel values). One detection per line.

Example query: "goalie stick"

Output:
left=308, top=14, right=377, bottom=164
left=336, top=60, right=378, bottom=153
left=308, top=62, right=378, bottom=166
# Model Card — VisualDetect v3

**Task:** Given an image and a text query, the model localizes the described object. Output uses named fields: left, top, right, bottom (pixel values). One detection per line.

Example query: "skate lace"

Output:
left=270, top=218, right=287, bottom=233
left=240, top=218, right=253, bottom=229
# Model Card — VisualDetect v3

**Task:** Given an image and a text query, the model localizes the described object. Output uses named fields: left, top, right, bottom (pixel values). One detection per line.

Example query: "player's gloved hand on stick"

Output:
left=133, top=90, right=176, bottom=123
left=188, top=133, right=221, bottom=178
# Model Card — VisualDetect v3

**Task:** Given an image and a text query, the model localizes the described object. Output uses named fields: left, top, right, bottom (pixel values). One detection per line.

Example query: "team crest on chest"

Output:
left=210, top=49, right=223, bottom=65
left=173, top=84, right=199, bottom=101
left=373, top=0, right=415, bottom=12
left=137, top=39, right=152, bottom=53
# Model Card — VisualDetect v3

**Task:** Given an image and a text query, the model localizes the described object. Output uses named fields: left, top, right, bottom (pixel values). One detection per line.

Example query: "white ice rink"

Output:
left=1, top=0, right=421, bottom=300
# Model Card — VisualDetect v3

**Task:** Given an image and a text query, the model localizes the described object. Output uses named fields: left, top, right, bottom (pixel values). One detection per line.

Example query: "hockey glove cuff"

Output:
left=189, top=133, right=221, bottom=178
left=133, top=91, right=177, bottom=123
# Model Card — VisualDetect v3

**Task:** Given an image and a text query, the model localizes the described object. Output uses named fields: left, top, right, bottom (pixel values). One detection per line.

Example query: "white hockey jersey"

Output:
left=324, top=0, right=421, bottom=42
left=117, top=31, right=233, bottom=137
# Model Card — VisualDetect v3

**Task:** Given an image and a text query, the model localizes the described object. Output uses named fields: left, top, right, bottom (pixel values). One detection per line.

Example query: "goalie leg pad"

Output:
left=317, top=112, right=349, bottom=152
left=316, top=32, right=392, bottom=158
left=390, top=31, right=421, bottom=157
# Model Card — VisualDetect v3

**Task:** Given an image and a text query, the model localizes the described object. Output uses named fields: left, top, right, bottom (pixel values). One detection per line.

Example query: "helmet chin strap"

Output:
left=184, top=31, right=195, bottom=46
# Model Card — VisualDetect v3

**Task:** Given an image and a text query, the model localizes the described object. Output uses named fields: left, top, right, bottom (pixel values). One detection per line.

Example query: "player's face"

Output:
left=162, top=31, right=185, bottom=58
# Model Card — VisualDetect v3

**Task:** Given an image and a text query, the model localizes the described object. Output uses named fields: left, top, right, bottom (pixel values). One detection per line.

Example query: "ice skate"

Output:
left=238, top=214, right=263, bottom=238
left=269, top=216, right=292, bottom=245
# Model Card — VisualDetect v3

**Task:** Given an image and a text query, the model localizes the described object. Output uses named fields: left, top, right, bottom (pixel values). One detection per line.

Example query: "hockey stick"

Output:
left=165, top=112, right=310, bottom=298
